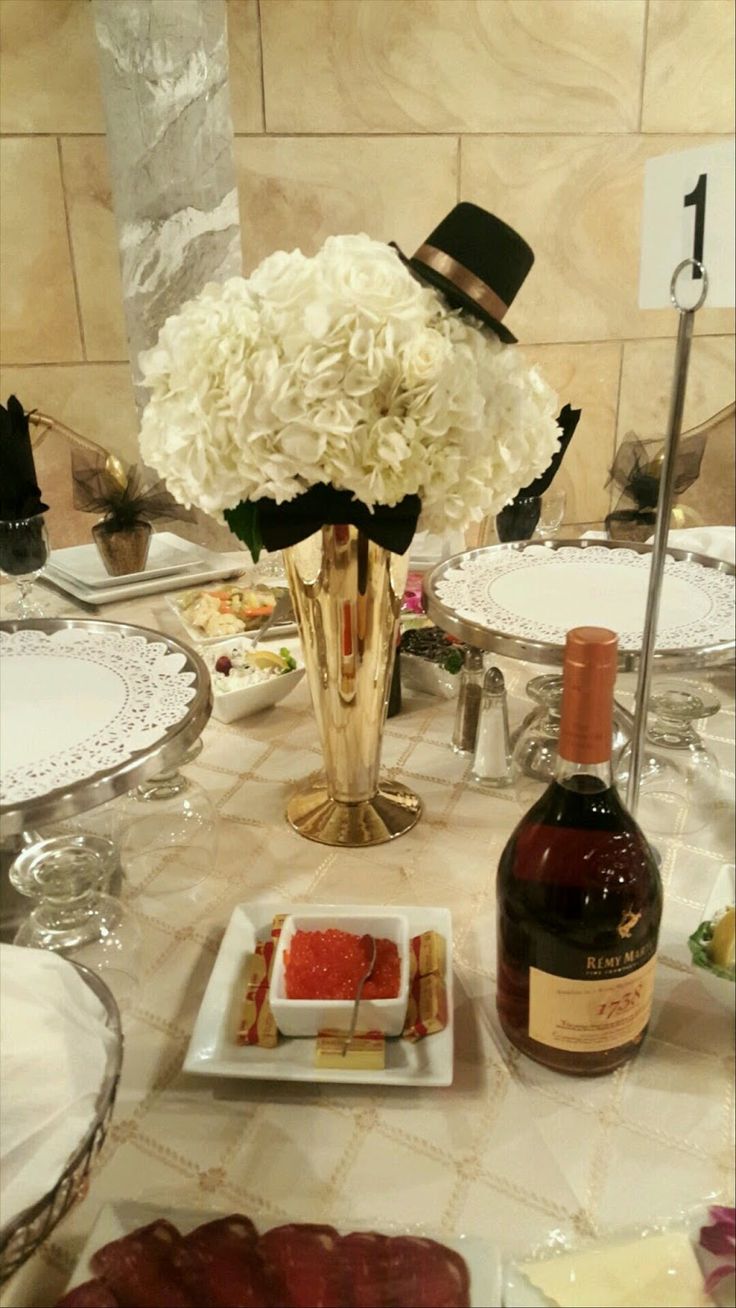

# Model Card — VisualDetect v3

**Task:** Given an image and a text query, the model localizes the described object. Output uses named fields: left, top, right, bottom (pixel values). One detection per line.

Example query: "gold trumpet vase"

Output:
left=283, top=525, right=422, bottom=846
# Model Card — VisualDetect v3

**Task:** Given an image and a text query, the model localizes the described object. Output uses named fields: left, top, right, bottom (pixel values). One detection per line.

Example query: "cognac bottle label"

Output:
left=528, top=954, right=657, bottom=1054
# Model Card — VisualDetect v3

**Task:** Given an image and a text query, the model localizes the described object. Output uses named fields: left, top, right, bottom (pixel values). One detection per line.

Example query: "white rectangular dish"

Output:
left=183, top=901, right=454, bottom=1087
left=43, top=534, right=244, bottom=605
left=63, top=1201, right=502, bottom=1308
left=269, top=910, right=410, bottom=1037
left=47, top=534, right=204, bottom=588
left=204, top=638, right=305, bottom=724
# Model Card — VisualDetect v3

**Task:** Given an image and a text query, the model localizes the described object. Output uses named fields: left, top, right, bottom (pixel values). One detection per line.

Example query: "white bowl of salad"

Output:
left=205, top=639, right=305, bottom=723
left=688, top=864, right=735, bottom=1014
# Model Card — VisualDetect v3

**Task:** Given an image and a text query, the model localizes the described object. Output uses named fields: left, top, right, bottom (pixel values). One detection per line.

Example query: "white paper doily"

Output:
left=0, top=628, right=197, bottom=807
left=433, top=546, right=735, bottom=653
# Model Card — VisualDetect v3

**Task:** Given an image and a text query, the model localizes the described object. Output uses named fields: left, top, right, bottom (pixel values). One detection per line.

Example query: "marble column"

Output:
left=93, top=0, right=242, bottom=414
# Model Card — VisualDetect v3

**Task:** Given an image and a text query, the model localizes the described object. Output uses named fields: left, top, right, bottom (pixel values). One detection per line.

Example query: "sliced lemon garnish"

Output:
left=245, top=649, right=287, bottom=670
left=709, top=906, right=735, bottom=969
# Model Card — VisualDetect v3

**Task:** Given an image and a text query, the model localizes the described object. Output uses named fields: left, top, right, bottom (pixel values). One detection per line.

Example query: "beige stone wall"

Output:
left=1, top=0, right=734, bottom=523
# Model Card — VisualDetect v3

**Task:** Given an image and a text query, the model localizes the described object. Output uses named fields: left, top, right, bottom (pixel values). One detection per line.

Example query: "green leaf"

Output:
left=278, top=646, right=297, bottom=672
left=224, top=501, right=263, bottom=562
left=688, top=919, right=736, bottom=983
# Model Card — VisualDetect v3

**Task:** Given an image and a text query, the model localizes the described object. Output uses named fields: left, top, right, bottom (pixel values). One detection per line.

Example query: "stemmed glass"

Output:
left=115, top=739, right=218, bottom=898
left=615, top=681, right=723, bottom=835
left=13, top=842, right=142, bottom=1006
left=0, top=513, right=50, bottom=617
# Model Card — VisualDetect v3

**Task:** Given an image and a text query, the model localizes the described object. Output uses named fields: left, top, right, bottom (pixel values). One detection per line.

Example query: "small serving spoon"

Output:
left=341, top=934, right=377, bottom=1057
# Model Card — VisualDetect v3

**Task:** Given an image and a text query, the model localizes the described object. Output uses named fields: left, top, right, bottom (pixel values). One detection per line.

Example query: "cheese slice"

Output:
left=518, top=1232, right=712, bottom=1308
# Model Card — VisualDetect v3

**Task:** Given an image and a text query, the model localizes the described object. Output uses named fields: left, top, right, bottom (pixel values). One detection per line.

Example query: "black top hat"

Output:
left=393, top=202, right=534, bottom=343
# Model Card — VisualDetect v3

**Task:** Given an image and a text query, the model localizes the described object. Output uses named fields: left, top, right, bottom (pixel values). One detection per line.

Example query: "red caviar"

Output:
left=285, top=929, right=400, bottom=1000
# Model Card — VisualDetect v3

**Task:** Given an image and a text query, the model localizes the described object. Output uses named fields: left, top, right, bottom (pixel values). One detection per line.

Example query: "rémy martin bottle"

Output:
left=496, top=626, right=663, bottom=1075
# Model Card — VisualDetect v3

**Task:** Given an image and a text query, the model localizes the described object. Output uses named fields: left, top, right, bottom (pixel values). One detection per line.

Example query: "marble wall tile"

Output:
left=617, top=336, right=735, bottom=445
left=235, top=135, right=458, bottom=270
left=642, top=1, right=735, bottom=134
left=260, top=0, right=645, bottom=134
left=0, top=0, right=105, bottom=134
left=0, top=138, right=82, bottom=364
left=522, top=342, right=622, bottom=524
left=60, top=138, right=128, bottom=362
left=0, top=364, right=139, bottom=464
left=461, top=133, right=736, bottom=344
left=227, top=0, right=263, bottom=132
left=616, top=336, right=736, bottom=526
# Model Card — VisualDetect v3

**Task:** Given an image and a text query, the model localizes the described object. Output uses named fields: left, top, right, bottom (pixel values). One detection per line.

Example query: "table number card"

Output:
left=639, top=141, right=735, bottom=309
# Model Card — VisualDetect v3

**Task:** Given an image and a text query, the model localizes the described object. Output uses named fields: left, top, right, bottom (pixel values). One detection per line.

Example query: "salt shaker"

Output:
left=452, top=647, right=484, bottom=754
left=471, top=666, right=514, bottom=787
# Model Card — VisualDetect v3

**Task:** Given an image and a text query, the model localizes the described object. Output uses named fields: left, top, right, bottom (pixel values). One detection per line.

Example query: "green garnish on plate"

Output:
left=688, top=918, right=736, bottom=983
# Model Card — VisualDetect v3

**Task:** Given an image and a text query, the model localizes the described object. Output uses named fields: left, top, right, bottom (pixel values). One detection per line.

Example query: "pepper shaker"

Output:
left=471, top=666, right=514, bottom=787
left=452, top=647, right=484, bottom=754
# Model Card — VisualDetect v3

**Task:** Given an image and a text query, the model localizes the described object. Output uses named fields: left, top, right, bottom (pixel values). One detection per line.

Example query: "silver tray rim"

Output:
left=0, top=617, right=212, bottom=835
left=0, top=962, right=123, bottom=1283
left=424, top=538, right=736, bottom=670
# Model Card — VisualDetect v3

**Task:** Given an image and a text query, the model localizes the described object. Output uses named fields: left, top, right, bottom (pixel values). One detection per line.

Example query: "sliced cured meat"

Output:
left=55, top=1280, right=120, bottom=1307
left=259, top=1223, right=348, bottom=1308
left=174, top=1215, right=269, bottom=1307
left=339, top=1232, right=391, bottom=1308
left=386, top=1235, right=470, bottom=1308
left=90, top=1219, right=195, bottom=1308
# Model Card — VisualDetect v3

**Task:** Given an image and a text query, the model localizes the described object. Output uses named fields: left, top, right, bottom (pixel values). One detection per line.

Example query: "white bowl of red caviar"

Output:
left=270, top=912, right=410, bottom=1037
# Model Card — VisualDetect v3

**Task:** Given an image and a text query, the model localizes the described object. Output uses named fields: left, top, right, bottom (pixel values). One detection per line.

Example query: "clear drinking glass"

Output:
left=536, top=489, right=567, bottom=539
left=13, top=843, right=142, bottom=1006
left=0, top=513, right=50, bottom=617
left=615, top=681, right=723, bottom=835
left=115, top=739, right=218, bottom=898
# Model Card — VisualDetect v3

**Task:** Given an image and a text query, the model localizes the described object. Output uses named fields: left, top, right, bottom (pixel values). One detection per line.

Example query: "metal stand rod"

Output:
left=626, top=259, right=709, bottom=814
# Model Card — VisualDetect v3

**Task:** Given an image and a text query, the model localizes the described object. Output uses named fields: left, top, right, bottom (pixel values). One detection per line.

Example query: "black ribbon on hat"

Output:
left=496, top=403, right=581, bottom=542
left=225, top=484, right=421, bottom=559
left=0, top=396, right=48, bottom=521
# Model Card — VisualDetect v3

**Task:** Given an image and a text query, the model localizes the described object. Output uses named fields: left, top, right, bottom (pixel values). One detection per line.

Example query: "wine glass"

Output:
left=536, top=489, right=567, bottom=539
left=615, top=680, right=723, bottom=835
left=13, top=842, right=142, bottom=1006
left=115, top=739, right=218, bottom=898
left=511, top=673, right=630, bottom=798
left=0, top=513, right=50, bottom=617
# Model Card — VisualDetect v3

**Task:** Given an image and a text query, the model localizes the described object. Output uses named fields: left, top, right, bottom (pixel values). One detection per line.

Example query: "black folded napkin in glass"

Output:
left=496, top=403, right=581, bottom=543
left=0, top=396, right=48, bottom=522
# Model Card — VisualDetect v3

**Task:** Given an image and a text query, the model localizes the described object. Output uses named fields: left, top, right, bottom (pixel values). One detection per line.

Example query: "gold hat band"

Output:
left=412, top=243, right=509, bottom=322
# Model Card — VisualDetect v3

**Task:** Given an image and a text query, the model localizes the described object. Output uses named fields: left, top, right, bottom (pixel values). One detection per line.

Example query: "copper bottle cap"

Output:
left=559, top=627, right=619, bottom=764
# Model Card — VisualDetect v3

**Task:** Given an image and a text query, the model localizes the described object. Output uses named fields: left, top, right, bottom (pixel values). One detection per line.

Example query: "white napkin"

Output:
left=0, top=946, right=116, bottom=1229
left=647, top=526, right=736, bottom=566
left=582, top=526, right=735, bottom=566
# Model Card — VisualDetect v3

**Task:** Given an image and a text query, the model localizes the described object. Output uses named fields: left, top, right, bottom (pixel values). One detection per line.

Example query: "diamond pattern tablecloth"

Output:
left=2, top=582, right=734, bottom=1306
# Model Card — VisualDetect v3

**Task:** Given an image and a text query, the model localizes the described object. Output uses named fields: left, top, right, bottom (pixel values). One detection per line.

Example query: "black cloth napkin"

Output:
left=496, top=403, right=581, bottom=542
left=0, top=396, right=48, bottom=521
left=226, top=484, right=421, bottom=558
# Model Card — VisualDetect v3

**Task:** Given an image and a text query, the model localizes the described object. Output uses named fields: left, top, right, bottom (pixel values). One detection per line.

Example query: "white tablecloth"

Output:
left=2, top=577, right=734, bottom=1305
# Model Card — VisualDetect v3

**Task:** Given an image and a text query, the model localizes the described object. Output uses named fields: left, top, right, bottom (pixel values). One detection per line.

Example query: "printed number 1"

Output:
left=683, top=173, right=707, bottom=278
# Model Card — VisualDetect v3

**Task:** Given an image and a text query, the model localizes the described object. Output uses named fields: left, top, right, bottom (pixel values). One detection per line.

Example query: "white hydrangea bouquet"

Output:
left=139, top=233, right=562, bottom=559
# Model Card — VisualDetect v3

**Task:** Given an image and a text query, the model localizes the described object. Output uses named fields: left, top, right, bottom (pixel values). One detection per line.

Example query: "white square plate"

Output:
left=65, top=1201, right=502, bottom=1308
left=43, top=534, right=244, bottom=605
left=183, top=901, right=454, bottom=1087
left=48, top=533, right=204, bottom=588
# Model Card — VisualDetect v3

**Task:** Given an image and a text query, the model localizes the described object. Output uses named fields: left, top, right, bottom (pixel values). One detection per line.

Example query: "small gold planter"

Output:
left=283, top=525, right=422, bottom=847
left=92, top=521, right=152, bottom=576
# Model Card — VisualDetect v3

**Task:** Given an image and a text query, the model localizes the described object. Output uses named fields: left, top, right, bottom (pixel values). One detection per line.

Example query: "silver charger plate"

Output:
left=425, top=540, right=735, bottom=670
left=0, top=619, right=211, bottom=836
